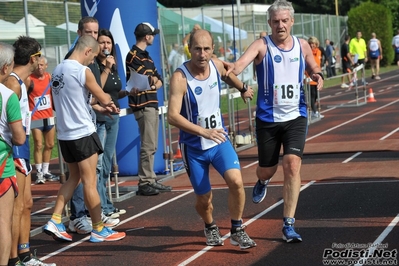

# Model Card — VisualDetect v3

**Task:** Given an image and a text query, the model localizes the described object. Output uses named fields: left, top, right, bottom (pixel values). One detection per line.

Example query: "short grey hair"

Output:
left=0, top=42, right=15, bottom=68
left=268, top=0, right=295, bottom=19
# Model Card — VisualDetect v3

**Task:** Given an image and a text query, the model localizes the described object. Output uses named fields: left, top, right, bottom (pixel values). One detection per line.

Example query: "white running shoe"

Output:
left=340, top=83, right=349, bottom=88
left=68, top=216, right=92, bottom=234
left=35, top=172, right=46, bottom=184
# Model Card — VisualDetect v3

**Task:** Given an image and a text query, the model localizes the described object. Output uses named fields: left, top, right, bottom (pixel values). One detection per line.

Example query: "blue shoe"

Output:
left=252, top=179, right=271, bottom=204
left=89, top=227, right=126, bottom=243
left=43, top=220, right=72, bottom=242
left=282, top=225, right=302, bottom=243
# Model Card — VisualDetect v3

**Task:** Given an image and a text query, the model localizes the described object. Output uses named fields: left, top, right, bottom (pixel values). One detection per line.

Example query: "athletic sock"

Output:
left=51, top=213, right=62, bottom=224
left=42, top=162, right=50, bottom=174
left=93, top=221, right=104, bottom=232
left=18, top=251, right=30, bottom=262
left=205, top=220, right=216, bottom=228
left=230, top=219, right=242, bottom=233
left=283, top=217, right=295, bottom=226
left=8, top=257, right=19, bottom=266
left=35, top=164, right=42, bottom=173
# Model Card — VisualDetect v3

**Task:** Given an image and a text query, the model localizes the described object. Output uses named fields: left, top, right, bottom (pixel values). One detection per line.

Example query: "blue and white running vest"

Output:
left=178, top=60, right=225, bottom=150
left=9, top=72, right=31, bottom=159
left=368, top=39, right=380, bottom=58
left=255, top=35, right=307, bottom=122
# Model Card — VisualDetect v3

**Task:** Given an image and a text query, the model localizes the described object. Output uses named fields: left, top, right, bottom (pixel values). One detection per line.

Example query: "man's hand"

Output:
left=311, top=73, right=324, bottom=91
left=241, top=85, right=254, bottom=103
left=200, top=128, right=227, bottom=144
left=222, top=60, right=235, bottom=77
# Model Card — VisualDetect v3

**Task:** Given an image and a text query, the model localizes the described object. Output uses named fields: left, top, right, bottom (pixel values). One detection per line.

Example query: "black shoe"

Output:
left=150, top=182, right=172, bottom=192
left=371, top=74, right=375, bottom=79
left=138, top=184, right=160, bottom=196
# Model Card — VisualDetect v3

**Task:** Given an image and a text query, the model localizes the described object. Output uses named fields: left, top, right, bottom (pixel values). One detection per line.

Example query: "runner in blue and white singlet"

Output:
left=178, top=60, right=225, bottom=150
left=255, top=35, right=307, bottom=123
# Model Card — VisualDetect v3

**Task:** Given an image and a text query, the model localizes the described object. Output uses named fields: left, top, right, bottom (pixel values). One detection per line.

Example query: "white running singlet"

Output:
left=255, top=35, right=307, bottom=122
left=51, top=59, right=96, bottom=140
left=178, top=60, right=226, bottom=150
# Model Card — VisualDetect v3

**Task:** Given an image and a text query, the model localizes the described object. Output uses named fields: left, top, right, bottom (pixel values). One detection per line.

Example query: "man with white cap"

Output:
left=125, top=22, right=172, bottom=196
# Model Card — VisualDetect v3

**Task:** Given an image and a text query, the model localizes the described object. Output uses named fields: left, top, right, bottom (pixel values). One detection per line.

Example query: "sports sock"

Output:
left=283, top=217, right=295, bottom=226
left=230, top=219, right=242, bottom=233
left=42, top=162, right=50, bottom=174
left=93, top=221, right=104, bottom=232
left=51, top=213, right=62, bottom=224
left=8, top=257, right=19, bottom=266
left=205, top=221, right=216, bottom=228
left=35, top=164, right=42, bottom=173
left=18, top=251, right=30, bottom=262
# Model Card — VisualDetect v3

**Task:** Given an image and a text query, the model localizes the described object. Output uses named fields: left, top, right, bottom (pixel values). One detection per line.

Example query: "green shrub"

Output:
left=347, top=2, right=393, bottom=66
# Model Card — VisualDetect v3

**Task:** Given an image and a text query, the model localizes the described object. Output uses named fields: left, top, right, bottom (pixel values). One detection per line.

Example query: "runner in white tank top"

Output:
left=224, top=0, right=324, bottom=243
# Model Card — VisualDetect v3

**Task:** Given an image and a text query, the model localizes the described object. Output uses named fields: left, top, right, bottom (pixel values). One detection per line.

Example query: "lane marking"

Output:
left=307, top=99, right=399, bottom=141
left=342, top=152, right=362, bottom=163
left=354, top=214, right=399, bottom=266
left=177, top=181, right=315, bottom=266
left=380, top=127, right=399, bottom=140
left=39, top=190, right=194, bottom=261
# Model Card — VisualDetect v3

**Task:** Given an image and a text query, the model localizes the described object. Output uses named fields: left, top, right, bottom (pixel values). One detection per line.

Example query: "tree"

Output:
left=347, top=2, right=393, bottom=66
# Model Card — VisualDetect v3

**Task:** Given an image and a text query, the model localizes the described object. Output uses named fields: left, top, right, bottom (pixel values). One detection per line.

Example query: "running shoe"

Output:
left=282, top=221, right=302, bottom=243
left=230, top=226, right=257, bottom=249
left=104, top=211, right=120, bottom=219
left=43, top=172, right=60, bottom=182
left=89, top=227, right=126, bottom=243
left=22, top=250, right=56, bottom=266
left=114, top=208, right=126, bottom=215
left=35, top=173, right=46, bottom=185
left=68, top=216, right=92, bottom=234
left=340, top=83, right=349, bottom=88
left=204, top=225, right=224, bottom=246
left=43, top=220, right=72, bottom=242
left=252, top=179, right=271, bottom=204
left=375, top=76, right=381, bottom=80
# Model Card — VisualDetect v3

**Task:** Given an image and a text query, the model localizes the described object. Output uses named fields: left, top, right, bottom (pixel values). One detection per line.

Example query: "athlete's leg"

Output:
left=0, top=183, right=15, bottom=265
left=224, top=169, right=245, bottom=220
left=195, top=191, right=214, bottom=224
left=18, top=173, right=33, bottom=258
left=52, top=162, right=81, bottom=215
left=42, top=127, right=55, bottom=168
left=79, top=153, right=102, bottom=225
left=282, top=154, right=302, bottom=218
left=10, top=170, right=26, bottom=260
left=31, top=129, right=44, bottom=170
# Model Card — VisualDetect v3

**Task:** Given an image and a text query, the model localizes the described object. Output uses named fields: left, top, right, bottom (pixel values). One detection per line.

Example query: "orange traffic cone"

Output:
left=174, top=137, right=182, bottom=159
left=368, top=88, right=376, bottom=103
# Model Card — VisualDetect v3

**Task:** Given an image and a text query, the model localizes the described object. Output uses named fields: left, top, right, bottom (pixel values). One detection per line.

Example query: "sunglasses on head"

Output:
left=30, top=51, right=42, bottom=57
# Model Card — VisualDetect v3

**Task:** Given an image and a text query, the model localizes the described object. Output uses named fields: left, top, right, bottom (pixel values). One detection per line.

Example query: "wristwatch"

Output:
left=315, top=72, right=324, bottom=80
left=239, top=83, right=248, bottom=93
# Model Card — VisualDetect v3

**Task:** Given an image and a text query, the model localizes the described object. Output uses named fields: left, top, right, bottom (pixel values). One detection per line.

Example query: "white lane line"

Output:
left=39, top=190, right=194, bottom=262
left=380, top=127, right=399, bottom=140
left=342, top=152, right=362, bottom=163
left=178, top=181, right=315, bottom=266
left=354, top=214, right=399, bottom=266
left=307, top=99, right=399, bottom=141
left=31, top=207, right=52, bottom=215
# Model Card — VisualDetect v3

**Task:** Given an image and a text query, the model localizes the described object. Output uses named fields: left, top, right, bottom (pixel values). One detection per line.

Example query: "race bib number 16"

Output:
left=273, top=83, right=300, bottom=105
left=197, top=109, right=222, bottom=129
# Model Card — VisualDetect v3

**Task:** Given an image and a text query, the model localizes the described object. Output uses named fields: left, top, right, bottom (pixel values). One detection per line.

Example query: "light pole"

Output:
left=335, top=0, right=339, bottom=16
